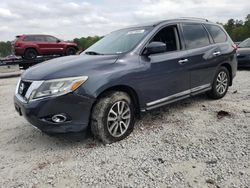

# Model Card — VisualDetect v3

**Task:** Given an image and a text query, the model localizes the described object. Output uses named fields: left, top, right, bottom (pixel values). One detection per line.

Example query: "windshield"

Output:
left=83, top=27, right=152, bottom=55
left=238, top=38, right=250, bottom=48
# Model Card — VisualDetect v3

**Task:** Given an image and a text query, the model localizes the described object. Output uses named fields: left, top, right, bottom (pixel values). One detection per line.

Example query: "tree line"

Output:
left=223, top=14, right=250, bottom=42
left=0, top=14, right=250, bottom=57
left=0, top=41, right=12, bottom=57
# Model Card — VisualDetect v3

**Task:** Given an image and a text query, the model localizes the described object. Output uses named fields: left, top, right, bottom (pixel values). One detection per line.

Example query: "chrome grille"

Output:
left=18, top=80, right=32, bottom=98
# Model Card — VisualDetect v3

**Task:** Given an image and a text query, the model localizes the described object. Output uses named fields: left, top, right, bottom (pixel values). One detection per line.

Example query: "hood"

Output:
left=22, top=54, right=119, bottom=80
left=237, top=47, right=250, bottom=55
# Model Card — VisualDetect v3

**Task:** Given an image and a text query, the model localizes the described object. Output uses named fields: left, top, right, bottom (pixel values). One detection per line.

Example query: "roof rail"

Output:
left=177, top=17, right=210, bottom=22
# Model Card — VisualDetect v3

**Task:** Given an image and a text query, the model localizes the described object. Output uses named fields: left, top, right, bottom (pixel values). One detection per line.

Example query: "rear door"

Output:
left=204, top=24, right=235, bottom=68
left=34, top=36, right=48, bottom=54
left=180, top=23, right=220, bottom=94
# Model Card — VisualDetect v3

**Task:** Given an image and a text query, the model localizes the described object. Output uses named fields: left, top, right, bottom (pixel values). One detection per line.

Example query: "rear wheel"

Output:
left=24, top=48, right=37, bottom=59
left=65, top=47, right=77, bottom=56
left=91, top=91, right=135, bottom=144
left=207, top=67, right=230, bottom=99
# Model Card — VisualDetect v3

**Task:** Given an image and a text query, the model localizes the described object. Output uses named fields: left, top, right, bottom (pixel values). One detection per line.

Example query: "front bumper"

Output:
left=14, top=93, right=95, bottom=133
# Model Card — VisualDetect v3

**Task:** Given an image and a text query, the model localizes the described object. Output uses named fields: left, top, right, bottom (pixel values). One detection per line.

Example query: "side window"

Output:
left=205, top=24, right=227, bottom=43
left=182, top=24, right=210, bottom=49
left=46, top=36, right=58, bottom=42
left=23, top=36, right=35, bottom=41
left=34, top=36, right=45, bottom=42
left=151, top=25, right=181, bottom=53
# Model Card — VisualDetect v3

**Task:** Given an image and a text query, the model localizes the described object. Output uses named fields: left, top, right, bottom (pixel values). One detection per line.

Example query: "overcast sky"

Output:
left=0, top=0, right=249, bottom=41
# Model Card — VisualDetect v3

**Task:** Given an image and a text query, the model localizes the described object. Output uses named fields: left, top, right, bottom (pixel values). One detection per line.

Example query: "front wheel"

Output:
left=207, top=67, right=230, bottom=99
left=65, top=47, right=77, bottom=56
left=91, top=91, right=135, bottom=144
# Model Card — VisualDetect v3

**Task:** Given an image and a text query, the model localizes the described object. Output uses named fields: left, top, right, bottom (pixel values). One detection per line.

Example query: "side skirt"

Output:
left=141, top=84, right=211, bottom=111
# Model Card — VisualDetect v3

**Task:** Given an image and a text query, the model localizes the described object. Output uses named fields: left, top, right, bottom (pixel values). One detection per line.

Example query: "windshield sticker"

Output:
left=126, top=30, right=145, bottom=35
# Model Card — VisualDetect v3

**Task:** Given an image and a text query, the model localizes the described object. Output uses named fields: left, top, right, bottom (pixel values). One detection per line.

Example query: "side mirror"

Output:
left=144, top=42, right=166, bottom=55
left=57, top=39, right=61, bottom=43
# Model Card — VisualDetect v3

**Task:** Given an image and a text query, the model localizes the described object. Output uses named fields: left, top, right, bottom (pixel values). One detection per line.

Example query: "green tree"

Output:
left=73, top=36, right=102, bottom=51
left=223, top=14, right=250, bottom=42
left=0, top=41, right=11, bottom=57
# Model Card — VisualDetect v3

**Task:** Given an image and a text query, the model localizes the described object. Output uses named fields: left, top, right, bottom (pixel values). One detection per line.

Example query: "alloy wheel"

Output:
left=107, top=101, right=131, bottom=138
left=216, top=71, right=228, bottom=95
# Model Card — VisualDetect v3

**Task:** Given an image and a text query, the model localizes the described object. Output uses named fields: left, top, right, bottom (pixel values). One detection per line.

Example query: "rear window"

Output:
left=205, top=24, right=227, bottom=43
left=182, top=24, right=210, bottom=49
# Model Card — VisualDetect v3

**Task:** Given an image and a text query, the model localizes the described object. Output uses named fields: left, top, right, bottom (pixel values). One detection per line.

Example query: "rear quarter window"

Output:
left=205, top=24, right=227, bottom=43
left=182, top=23, right=210, bottom=49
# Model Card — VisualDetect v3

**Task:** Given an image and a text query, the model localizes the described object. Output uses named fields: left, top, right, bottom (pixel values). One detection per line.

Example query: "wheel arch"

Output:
left=65, top=46, right=78, bottom=55
left=24, top=47, right=39, bottom=55
left=66, top=45, right=78, bottom=50
left=220, top=63, right=233, bottom=86
left=95, top=85, right=141, bottom=117
left=66, top=45, right=78, bottom=51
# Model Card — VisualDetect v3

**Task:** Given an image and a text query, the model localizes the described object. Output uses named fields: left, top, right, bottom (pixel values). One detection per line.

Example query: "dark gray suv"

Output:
left=14, top=18, right=237, bottom=143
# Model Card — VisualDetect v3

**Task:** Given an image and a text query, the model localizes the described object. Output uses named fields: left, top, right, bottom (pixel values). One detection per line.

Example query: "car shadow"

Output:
left=238, top=67, right=250, bottom=71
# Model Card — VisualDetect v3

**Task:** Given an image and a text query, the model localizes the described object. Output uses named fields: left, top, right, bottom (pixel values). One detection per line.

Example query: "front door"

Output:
left=43, top=36, right=64, bottom=55
left=139, top=25, right=191, bottom=109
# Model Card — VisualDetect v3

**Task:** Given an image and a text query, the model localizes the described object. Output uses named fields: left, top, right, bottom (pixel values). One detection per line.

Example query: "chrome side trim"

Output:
left=146, top=84, right=211, bottom=107
left=147, top=90, right=190, bottom=106
left=190, top=83, right=211, bottom=93
left=146, top=95, right=189, bottom=110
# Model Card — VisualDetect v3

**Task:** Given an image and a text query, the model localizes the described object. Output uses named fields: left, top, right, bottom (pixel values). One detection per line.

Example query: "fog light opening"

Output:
left=51, top=114, right=67, bottom=123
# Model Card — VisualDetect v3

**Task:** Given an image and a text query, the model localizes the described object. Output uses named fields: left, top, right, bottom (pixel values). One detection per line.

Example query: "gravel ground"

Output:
left=0, top=70, right=249, bottom=188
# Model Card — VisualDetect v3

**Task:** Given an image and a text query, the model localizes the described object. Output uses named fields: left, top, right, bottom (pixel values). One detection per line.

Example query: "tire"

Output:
left=24, top=48, right=37, bottom=59
left=207, top=66, right=230, bottom=99
left=65, top=47, right=77, bottom=56
left=91, top=91, right=135, bottom=144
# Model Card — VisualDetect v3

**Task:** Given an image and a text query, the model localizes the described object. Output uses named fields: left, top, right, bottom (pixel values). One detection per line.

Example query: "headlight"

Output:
left=29, top=76, right=88, bottom=100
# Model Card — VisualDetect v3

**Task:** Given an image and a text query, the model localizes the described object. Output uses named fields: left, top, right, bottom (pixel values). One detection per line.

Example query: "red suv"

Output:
left=13, top=34, right=78, bottom=59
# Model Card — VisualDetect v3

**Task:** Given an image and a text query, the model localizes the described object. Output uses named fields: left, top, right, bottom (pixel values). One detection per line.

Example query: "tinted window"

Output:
left=23, top=36, right=45, bottom=42
left=46, top=36, right=58, bottom=42
left=35, top=36, right=45, bottom=41
left=205, top=24, right=227, bottom=43
left=23, top=36, right=36, bottom=41
left=182, top=24, right=210, bottom=49
left=151, top=25, right=181, bottom=52
left=238, top=38, right=250, bottom=48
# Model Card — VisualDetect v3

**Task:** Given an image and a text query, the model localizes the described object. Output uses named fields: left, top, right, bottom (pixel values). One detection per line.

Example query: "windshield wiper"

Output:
left=85, top=51, right=104, bottom=55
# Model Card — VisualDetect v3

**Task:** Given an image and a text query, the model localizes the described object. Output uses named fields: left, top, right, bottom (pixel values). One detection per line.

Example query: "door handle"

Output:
left=213, top=51, right=221, bottom=56
left=178, top=59, right=189, bottom=64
